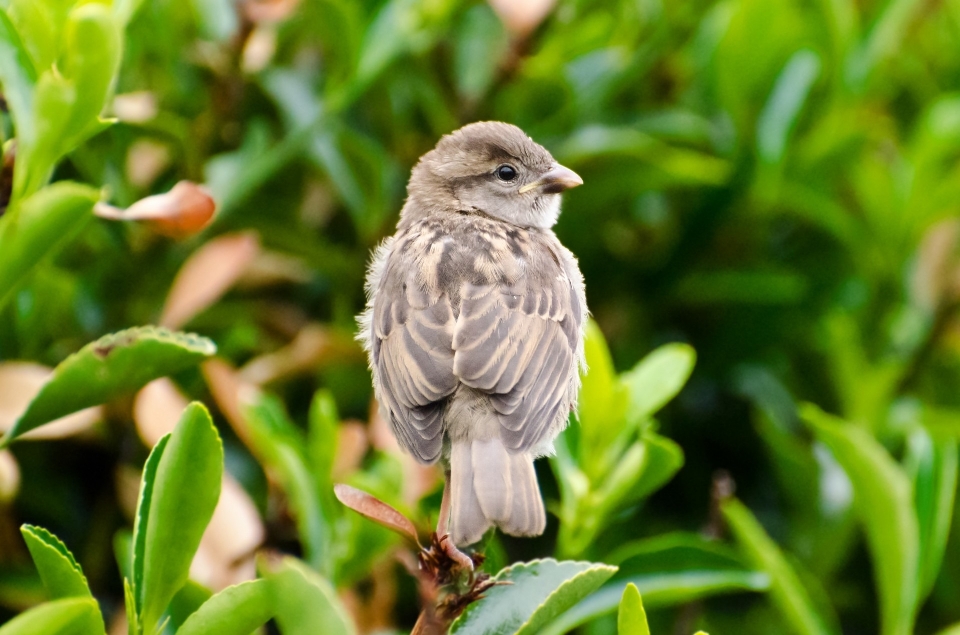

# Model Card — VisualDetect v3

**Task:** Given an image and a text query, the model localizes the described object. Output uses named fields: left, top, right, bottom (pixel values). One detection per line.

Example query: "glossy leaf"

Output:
left=620, top=343, right=696, bottom=424
left=2, top=327, right=216, bottom=446
left=20, top=525, right=92, bottom=601
left=803, top=405, right=919, bottom=635
left=617, top=583, right=650, bottom=635
left=450, top=559, right=617, bottom=635
left=266, top=556, right=356, bottom=635
left=543, top=533, right=769, bottom=635
left=137, top=403, right=223, bottom=634
left=722, top=497, right=838, bottom=635
left=0, top=182, right=99, bottom=312
left=0, top=597, right=103, bottom=635
left=177, top=579, right=272, bottom=635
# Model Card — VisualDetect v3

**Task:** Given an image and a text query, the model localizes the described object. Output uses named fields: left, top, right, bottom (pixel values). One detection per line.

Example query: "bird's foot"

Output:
left=439, top=534, right=475, bottom=571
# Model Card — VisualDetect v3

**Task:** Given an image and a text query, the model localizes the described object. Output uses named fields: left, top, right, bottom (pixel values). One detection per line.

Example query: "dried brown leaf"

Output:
left=334, top=483, right=421, bottom=546
left=112, top=91, right=158, bottom=123
left=126, top=140, right=171, bottom=189
left=133, top=378, right=190, bottom=446
left=95, top=181, right=216, bottom=239
left=238, top=323, right=362, bottom=385
left=202, top=358, right=262, bottom=450
left=160, top=231, right=260, bottom=329
left=191, top=474, right=265, bottom=591
left=487, top=0, right=556, bottom=37
left=0, top=450, right=20, bottom=503
left=332, top=421, right=369, bottom=479
left=0, top=363, right=102, bottom=440
left=243, top=0, right=301, bottom=23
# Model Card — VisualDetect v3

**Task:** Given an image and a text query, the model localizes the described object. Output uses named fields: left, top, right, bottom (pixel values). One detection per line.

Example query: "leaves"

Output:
left=135, top=403, right=223, bottom=634
left=0, top=597, right=103, bottom=635
left=621, top=343, right=697, bottom=424
left=177, top=579, right=272, bottom=635
left=20, top=525, right=93, bottom=601
left=450, top=559, right=617, bottom=635
left=94, top=181, right=216, bottom=239
left=803, top=405, right=919, bottom=635
left=722, top=498, right=838, bottom=635
left=265, top=556, right=356, bottom=635
left=1, top=327, right=216, bottom=446
left=617, top=583, right=650, bottom=635
left=0, top=182, right=99, bottom=311
left=334, top=483, right=420, bottom=545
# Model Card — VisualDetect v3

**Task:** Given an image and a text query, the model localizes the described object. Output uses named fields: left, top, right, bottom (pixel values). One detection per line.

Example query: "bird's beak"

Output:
left=519, top=164, right=583, bottom=194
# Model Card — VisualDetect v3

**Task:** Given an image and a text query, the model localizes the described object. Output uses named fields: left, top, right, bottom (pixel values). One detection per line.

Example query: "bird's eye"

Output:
left=495, top=164, right=518, bottom=181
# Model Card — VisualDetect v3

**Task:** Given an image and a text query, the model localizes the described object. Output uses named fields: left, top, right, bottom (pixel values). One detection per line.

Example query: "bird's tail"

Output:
left=448, top=438, right=546, bottom=546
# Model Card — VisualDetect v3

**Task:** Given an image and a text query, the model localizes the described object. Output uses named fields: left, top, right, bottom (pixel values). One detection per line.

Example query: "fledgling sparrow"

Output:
left=358, top=121, right=586, bottom=549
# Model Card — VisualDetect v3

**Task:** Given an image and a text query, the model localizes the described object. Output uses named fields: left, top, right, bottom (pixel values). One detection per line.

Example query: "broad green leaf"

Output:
left=166, top=580, right=213, bottom=631
left=756, top=49, right=821, bottom=164
left=803, top=405, right=919, bottom=635
left=2, top=327, right=216, bottom=446
left=936, top=623, right=960, bottom=635
left=266, top=556, right=356, bottom=635
left=60, top=4, right=120, bottom=145
left=450, top=559, right=617, bottom=635
left=138, top=403, right=223, bottom=634
left=0, top=10, right=37, bottom=156
left=722, top=498, right=838, bottom=635
left=542, top=571, right=767, bottom=635
left=453, top=4, right=508, bottom=103
left=177, top=580, right=272, bottom=635
left=0, top=182, right=99, bottom=312
left=245, top=394, right=329, bottom=574
left=20, top=525, right=92, bottom=600
left=903, top=428, right=957, bottom=602
left=0, top=597, right=102, bottom=635
left=578, top=320, right=628, bottom=479
left=621, top=343, right=696, bottom=423
left=543, top=533, right=769, bottom=635
left=617, top=583, right=650, bottom=635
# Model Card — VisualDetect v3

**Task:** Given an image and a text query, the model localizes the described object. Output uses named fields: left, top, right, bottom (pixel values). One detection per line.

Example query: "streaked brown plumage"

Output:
left=358, top=121, right=587, bottom=548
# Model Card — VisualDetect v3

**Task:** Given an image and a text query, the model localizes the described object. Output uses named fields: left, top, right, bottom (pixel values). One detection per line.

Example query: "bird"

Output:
left=358, top=121, right=586, bottom=554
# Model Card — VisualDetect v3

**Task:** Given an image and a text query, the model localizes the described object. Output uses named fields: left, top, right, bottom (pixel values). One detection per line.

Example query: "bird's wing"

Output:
left=452, top=244, right=584, bottom=453
left=371, top=246, right=457, bottom=464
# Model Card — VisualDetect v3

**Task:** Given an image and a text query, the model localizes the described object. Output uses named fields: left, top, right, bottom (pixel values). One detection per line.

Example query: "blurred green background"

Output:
left=3, top=0, right=960, bottom=633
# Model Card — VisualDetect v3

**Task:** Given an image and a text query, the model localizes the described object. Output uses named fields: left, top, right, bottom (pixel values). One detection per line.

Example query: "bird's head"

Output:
left=404, top=121, right=582, bottom=229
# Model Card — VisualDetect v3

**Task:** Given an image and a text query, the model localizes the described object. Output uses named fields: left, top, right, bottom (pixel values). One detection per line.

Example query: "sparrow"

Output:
left=358, top=121, right=586, bottom=550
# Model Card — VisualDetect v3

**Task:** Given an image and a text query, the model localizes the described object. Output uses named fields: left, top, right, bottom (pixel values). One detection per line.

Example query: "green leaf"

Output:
left=166, top=580, right=212, bottom=631
left=803, top=405, right=919, bottom=635
left=245, top=394, right=329, bottom=574
left=722, top=497, right=838, bottom=635
left=0, top=598, right=103, bottom=635
left=138, top=403, right=223, bottom=634
left=131, top=434, right=168, bottom=621
left=1, top=327, right=216, bottom=446
left=0, top=182, right=99, bottom=312
left=617, top=583, right=650, bottom=635
left=542, top=533, right=769, bottom=635
left=578, top=320, right=628, bottom=479
left=60, top=4, right=120, bottom=144
left=453, top=4, right=508, bottom=103
left=903, top=428, right=957, bottom=602
left=621, top=343, right=696, bottom=424
left=0, top=9, right=37, bottom=151
left=756, top=49, right=821, bottom=164
left=177, top=580, right=272, bottom=635
left=20, top=525, right=93, bottom=601
left=450, top=559, right=617, bottom=635
left=266, top=556, right=356, bottom=635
